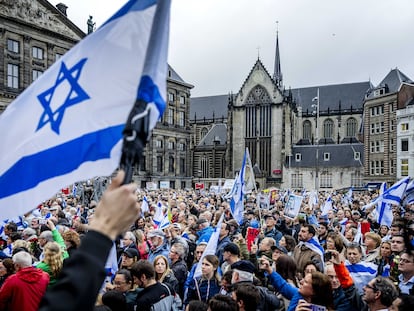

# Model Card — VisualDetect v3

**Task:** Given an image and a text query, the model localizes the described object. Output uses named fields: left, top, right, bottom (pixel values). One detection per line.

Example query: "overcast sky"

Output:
left=55, top=0, right=414, bottom=97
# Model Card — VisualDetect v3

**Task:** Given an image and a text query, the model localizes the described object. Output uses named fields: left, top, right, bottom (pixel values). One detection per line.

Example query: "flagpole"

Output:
left=246, top=147, right=263, bottom=227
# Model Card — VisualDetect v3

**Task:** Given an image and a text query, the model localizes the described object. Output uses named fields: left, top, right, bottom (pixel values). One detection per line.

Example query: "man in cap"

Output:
left=270, top=244, right=288, bottom=262
left=195, top=218, right=214, bottom=244
left=231, top=260, right=281, bottom=311
left=120, top=248, right=140, bottom=270
left=261, top=214, right=282, bottom=245
left=147, top=229, right=170, bottom=263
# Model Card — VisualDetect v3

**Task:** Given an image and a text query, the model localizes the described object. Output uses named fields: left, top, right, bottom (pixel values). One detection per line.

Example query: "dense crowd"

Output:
left=0, top=174, right=413, bottom=311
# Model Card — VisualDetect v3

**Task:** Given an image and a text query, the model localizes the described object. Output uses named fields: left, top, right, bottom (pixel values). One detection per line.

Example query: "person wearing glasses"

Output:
left=397, top=251, right=414, bottom=294
left=330, top=249, right=398, bottom=311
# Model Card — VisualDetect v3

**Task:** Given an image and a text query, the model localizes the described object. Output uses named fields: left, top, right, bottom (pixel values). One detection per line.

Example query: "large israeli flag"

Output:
left=230, top=150, right=247, bottom=225
left=0, top=0, right=171, bottom=219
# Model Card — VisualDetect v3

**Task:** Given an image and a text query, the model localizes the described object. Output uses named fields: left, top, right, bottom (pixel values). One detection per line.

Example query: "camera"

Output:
left=324, top=252, right=332, bottom=261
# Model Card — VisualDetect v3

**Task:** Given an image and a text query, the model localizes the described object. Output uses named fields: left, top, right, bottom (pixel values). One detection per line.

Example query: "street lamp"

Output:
left=312, top=88, right=320, bottom=192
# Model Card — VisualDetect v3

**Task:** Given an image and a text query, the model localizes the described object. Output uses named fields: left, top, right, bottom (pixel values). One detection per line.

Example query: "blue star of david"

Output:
left=36, top=58, right=90, bottom=134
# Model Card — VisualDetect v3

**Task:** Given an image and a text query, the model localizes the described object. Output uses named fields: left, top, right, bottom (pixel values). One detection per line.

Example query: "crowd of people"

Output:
left=0, top=171, right=413, bottom=311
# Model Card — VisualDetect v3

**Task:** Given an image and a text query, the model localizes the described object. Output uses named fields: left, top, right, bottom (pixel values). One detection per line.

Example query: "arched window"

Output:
left=200, top=127, right=208, bottom=139
left=323, top=119, right=334, bottom=138
left=303, top=120, right=312, bottom=140
left=346, top=118, right=358, bottom=137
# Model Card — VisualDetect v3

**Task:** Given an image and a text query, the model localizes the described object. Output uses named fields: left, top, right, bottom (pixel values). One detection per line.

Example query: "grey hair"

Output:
left=13, top=251, right=32, bottom=268
left=22, top=227, right=37, bottom=237
left=124, top=231, right=136, bottom=243
left=39, top=230, right=54, bottom=242
left=233, top=269, right=254, bottom=282
left=373, top=276, right=398, bottom=307
left=171, top=242, right=186, bottom=259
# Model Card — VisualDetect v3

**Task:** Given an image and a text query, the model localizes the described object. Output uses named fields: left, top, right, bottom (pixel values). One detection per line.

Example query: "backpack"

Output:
left=149, top=283, right=181, bottom=311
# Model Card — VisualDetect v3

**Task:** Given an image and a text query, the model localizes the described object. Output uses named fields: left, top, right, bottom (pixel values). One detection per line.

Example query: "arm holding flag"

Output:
left=39, top=171, right=138, bottom=311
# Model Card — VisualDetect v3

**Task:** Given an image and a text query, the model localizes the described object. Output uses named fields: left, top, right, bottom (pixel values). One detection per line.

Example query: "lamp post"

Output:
left=312, top=88, right=320, bottom=192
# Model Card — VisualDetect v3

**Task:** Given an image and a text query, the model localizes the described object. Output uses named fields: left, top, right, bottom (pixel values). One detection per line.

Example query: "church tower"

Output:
left=273, top=29, right=283, bottom=88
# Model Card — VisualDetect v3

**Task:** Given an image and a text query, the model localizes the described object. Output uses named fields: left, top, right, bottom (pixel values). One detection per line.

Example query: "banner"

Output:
left=284, top=194, right=303, bottom=219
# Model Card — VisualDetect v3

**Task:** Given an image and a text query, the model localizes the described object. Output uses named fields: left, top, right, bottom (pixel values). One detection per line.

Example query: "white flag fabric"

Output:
left=230, top=151, right=247, bottom=224
left=376, top=182, right=393, bottom=227
left=194, top=213, right=225, bottom=279
left=380, top=177, right=410, bottom=206
left=0, top=0, right=171, bottom=219
left=141, top=196, right=149, bottom=214
left=153, top=201, right=164, bottom=226
left=244, top=148, right=256, bottom=194
left=321, top=196, right=333, bottom=216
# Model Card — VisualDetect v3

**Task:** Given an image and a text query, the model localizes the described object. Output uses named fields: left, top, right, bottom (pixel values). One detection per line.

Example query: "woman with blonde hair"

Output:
left=36, top=241, right=63, bottom=287
left=153, top=255, right=179, bottom=293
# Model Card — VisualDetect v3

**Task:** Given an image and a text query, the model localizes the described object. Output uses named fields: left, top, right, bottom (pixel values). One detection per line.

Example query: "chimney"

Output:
left=56, top=3, right=68, bottom=16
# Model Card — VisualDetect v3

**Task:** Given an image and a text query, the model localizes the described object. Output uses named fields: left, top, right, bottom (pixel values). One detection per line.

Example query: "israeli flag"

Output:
left=345, top=261, right=378, bottom=295
left=381, top=177, right=410, bottom=206
left=321, top=196, right=333, bottom=216
left=153, top=201, right=164, bottom=226
left=403, top=179, right=414, bottom=205
left=0, top=0, right=171, bottom=220
left=159, top=213, right=171, bottom=230
left=230, top=150, right=247, bottom=225
left=141, top=196, right=149, bottom=214
left=194, top=213, right=225, bottom=279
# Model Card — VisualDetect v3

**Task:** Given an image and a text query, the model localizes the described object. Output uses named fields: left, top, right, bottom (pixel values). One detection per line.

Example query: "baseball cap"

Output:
left=231, top=260, right=256, bottom=274
left=264, top=214, right=276, bottom=220
left=196, top=218, right=208, bottom=225
left=123, top=248, right=139, bottom=258
left=271, top=245, right=288, bottom=254
left=147, top=229, right=165, bottom=239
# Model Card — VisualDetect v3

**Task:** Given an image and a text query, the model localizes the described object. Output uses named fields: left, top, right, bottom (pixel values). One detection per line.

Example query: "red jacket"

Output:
left=0, top=266, right=49, bottom=311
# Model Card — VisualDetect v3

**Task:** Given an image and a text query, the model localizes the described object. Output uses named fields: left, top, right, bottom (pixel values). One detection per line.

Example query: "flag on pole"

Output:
left=244, top=148, right=256, bottom=193
left=403, top=179, right=414, bottom=205
left=141, top=196, right=149, bottom=214
left=229, top=150, right=247, bottom=224
left=0, top=0, right=171, bottom=220
left=376, top=182, right=393, bottom=227
left=194, top=213, right=225, bottom=279
left=381, top=177, right=410, bottom=206
left=153, top=201, right=164, bottom=227
left=321, top=196, right=333, bottom=216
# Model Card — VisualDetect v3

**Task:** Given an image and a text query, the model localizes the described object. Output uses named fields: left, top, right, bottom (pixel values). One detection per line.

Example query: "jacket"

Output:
left=36, top=261, right=59, bottom=287
left=216, top=236, right=231, bottom=264
left=186, top=277, right=220, bottom=304
left=293, top=244, right=323, bottom=273
left=235, top=281, right=281, bottom=311
left=39, top=230, right=114, bottom=311
left=267, top=271, right=302, bottom=311
left=148, top=242, right=170, bottom=263
left=170, top=258, right=187, bottom=298
left=0, top=266, right=49, bottom=311
left=196, top=226, right=214, bottom=244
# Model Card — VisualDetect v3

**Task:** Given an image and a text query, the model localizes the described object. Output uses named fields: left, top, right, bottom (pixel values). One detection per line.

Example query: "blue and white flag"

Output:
left=381, top=177, right=410, bottom=206
left=141, top=196, right=149, bottom=214
left=0, top=0, right=171, bottom=220
left=153, top=201, right=164, bottom=226
left=229, top=150, right=247, bottom=225
left=158, top=213, right=171, bottom=230
left=376, top=183, right=393, bottom=227
left=303, top=236, right=324, bottom=261
left=321, top=196, right=333, bottom=216
left=403, top=179, right=414, bottom=205
left=345, top=261, right=378, bottom=295
left=342, top=188, right=353, bottom=205
left=72, top=184, right=77, bottom=197
left=194, top=213, right=225, bottom=279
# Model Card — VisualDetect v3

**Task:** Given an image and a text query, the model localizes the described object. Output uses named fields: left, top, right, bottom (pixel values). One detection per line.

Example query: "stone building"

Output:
left=190, top=33, right=373, bottom=190
left=0, top=0, right=85, bottom=112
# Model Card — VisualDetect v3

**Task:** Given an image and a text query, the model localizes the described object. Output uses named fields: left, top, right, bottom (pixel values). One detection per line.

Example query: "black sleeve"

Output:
left=38, top=230, right=113, bottom=311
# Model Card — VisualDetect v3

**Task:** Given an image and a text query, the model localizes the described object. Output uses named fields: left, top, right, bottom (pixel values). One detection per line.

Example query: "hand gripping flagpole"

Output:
left=119, top=0, right=171, bottom=185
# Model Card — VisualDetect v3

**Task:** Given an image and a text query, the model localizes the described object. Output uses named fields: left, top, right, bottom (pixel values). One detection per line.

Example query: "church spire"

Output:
left=273, top=22, right=283, bottom=88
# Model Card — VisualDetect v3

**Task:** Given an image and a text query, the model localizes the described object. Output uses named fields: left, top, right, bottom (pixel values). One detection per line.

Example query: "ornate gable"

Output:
left=235, top=59, right=283, bottom=107
left=0, top=0, right=84, bottom=40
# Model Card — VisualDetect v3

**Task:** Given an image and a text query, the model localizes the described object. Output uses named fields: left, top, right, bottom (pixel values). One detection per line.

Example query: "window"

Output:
left=139, top=156, right=146, bottom=171
left=370, top=140, right=384, bottom=153
left=320, top=172, right=332, bottom=188
left=168, top=156, right=174, bottom=173
left=402, top=139, right=409, bottom=152
left=401, top=159, right=409, bottom=176
left=32, top=69, right=43, bottom=82
left=303, top=121, right=312, bottom=140
left=32, top=46, right=44, bottom=60
left=390, top=119, right=395, bottom=132
left=7, top=64, right=19, bottom=88
left=346, top=118, right=357, bottom=137
left=370, top=105, right=384, bottom=116
left=401, top=123, right=409, bottom=131
left=180, top=158, right=185, bottom=174
left=167, top=141, right=174, bottom=150
left=156, top=156, right=163, bottom=172
left=323, top=119, right=334, bottom=138
left=7, top=39, right=19, bottom=53
left=295, top=153, right=302, bottom=162
left=370, top=160, right=384, bottom=175
left=178, top=143, right=185, bottom=151
left=179, top=96, right=185, bottom=105
left=291, top=173, right=303, bottom=188
left=167, top=108, right=174, bottom=124
left=351, top=171, right=364, bottom=187
left=354, top=152, right=360, bottom=160
left=168, top=93, right=174, bottom=103
left=201, top=128, right=208, bottom=139
left=155, top=140, right=163, bottom=148
left=179, top=111, right=185, bottom=127
left=324, top=153, right=330, bottom=161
